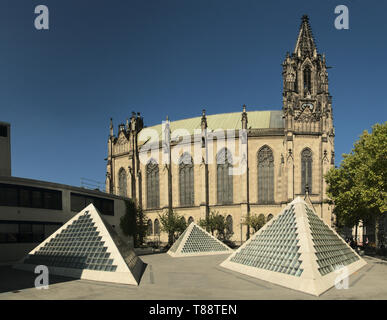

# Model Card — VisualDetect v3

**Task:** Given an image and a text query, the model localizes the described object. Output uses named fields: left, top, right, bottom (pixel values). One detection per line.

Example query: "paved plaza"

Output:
left=1, top=253, right=387, bottom=300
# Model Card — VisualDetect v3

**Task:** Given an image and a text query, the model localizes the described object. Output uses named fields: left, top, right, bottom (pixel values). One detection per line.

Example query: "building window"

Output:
left=301, top=148, right=313, bottom=194
left=154, top=219, right=160, bottom=235
left=118, top=168, right=127, bottom=197
left=146, top=159, right=160, bottom=209
left=217, top=148, right=233, bottom=204
left=0, top=221, right=61, bottom=244
left=70, top=193, right=114, bottom=216
left=147, top=219, right=153, bottom=236
left=188, top=216, right=194, bottom=225
left=179, top=153, right=194, bottom=206
left=303, top=66, right=312, bottom=94
left=0, top=183, right=62, bottom=210
left=258, top=146, right=274, bottom=204
left=0, top=125, right=7, bottom=137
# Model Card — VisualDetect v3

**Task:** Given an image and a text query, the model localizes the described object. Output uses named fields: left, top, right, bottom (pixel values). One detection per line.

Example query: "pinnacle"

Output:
left=294, top=15, right=317, bottom=57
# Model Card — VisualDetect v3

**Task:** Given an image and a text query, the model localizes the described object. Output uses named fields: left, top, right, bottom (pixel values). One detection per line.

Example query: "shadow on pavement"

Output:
left=0, top=266, right=76, bottom=294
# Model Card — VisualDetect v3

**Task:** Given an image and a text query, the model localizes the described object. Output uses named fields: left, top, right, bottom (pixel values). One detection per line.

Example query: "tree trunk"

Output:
left=375, top=216, right=380, bottom=250
left=355, top=222, right=358, bottom=244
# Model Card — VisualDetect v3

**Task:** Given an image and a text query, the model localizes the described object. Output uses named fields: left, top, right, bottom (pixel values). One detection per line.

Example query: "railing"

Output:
left=80, top=178, right=105, bottom=192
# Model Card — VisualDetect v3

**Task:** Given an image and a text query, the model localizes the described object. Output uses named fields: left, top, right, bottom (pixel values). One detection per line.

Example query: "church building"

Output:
left=105, top=15, right=335, bottom=244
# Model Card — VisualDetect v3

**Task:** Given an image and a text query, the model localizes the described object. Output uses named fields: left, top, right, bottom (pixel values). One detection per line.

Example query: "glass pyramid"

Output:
left=167, top=222, right=233, bottom=257
left=305, top=205, right=359, bottom=276
left=14, top=204, right=145, bottom=286
left=230, top=205, right=303, bottom=277
left=220, top=197, right=367, bottom=296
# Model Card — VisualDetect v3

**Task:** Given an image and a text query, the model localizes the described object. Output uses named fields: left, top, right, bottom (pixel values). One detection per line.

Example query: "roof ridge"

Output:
left=144, top=109, right=282, bottom=129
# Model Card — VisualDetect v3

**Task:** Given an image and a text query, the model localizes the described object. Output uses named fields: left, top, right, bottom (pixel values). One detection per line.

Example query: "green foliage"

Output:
left=244, top=214, right=266, bottom=233
left=198, top=210, right=233, bottom=241
left=325, top=122, right=387, bottom=246
left=120, top=199, right=147, bottom=247
left=158, top=208, right=187, bottom=244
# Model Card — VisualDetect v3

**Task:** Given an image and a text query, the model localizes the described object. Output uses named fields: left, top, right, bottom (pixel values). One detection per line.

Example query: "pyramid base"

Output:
left=220, top=258, right=367, bottom=296
left=13, top=262, right=143, bottom=286
left=167, top=250, right=233, bottom=258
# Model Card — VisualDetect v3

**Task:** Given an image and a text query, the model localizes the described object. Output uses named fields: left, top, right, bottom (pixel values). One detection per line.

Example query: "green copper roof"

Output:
left=141, top=110, right=284, bottom=139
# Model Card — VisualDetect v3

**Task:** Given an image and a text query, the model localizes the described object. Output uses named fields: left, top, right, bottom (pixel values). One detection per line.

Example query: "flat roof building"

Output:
left=0, top=121, right=11, bottom=176
left=0, top=175, right=130, bottom=264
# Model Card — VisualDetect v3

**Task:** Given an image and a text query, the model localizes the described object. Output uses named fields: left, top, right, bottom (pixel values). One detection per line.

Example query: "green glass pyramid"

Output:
left=14, top=204, right=145, bottom=285
left=220, top=197, right=367, bottom=296
left=167, top=222, right=233, bottom=257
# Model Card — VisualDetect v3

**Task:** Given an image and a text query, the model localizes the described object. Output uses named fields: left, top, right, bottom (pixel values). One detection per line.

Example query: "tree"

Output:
left=119, top=199, right=148, bottom=247
left=158, top=208, right=187, bottom=245
left=325, top=122, right=387, bottom=248
left=244, top=214, right=266, bottom=233
left=198, top=210, right=233, bottom=241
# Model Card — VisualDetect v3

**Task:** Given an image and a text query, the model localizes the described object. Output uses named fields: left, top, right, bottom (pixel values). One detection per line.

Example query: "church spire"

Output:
left=294, top=15, right=317, bottom=58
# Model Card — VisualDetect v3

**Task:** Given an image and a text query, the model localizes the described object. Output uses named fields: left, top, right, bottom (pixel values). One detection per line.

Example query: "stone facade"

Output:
left=106, top=15, right=335, bottom=244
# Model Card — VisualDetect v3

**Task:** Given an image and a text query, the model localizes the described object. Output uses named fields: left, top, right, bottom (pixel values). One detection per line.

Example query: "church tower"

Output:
left=282, top=15, right=333, bottom=134
left=282, top=15, right=335, bottom=225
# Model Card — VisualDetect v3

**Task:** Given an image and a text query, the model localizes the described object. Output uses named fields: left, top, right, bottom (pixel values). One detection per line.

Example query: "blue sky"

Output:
left=1, top=0, right=386, bottom=188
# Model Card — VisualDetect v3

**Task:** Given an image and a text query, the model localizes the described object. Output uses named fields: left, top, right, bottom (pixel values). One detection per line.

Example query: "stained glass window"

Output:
left=258, top=146, right=274, bottom=204
left=146, top=159, right=160, bottom=208
left=118, top=168, right=127, bottom=197
left=179, top=153, right=194, bottom=206
left=301, top=148, right=313, bottom=194
left=217, top=148, right=233, bottom=204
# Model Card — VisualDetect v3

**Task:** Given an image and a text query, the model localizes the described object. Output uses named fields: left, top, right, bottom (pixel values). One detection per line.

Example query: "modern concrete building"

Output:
left=0, top=121, right=11, bottom=176
left=0, top=175, right=130, bottom=263
left=105, top=15, right=336, bottom=244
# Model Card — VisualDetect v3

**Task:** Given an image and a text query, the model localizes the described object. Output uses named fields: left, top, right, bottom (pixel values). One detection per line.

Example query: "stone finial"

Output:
left=109, top=118, right=113, bottom=137
left=201, top=109, right=207, bottom=130
left=241, top=104, right=248, bottom=129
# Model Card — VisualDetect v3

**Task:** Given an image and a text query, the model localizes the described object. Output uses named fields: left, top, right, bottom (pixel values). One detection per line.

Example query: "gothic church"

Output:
left=105, top=15, right=335, bottom=244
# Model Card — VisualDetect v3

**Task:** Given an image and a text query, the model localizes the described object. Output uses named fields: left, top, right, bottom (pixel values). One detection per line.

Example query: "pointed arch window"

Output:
left=118, top=168, right=127, bottom=197
left=154, top=219, right=160, bottom=236
left=147, top=219, right=153, bottom=236
left=258, top=146, right=274, bottom=204
left=217, top=148, right=233, bottom=204
left=303, top=66, right=312, bottom=94
left=301, top=148, right=313, bottom=194
left=179, top=153, right=194, bottom=206
left=146, top=159, right=160, bottom=209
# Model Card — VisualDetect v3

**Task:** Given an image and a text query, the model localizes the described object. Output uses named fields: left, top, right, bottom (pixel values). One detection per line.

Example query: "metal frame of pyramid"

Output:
left=220, top=197, right=367, bottom=296
left=167, top=222, right=234, bottom=257
left=13, top=204, right=145, bottom=286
